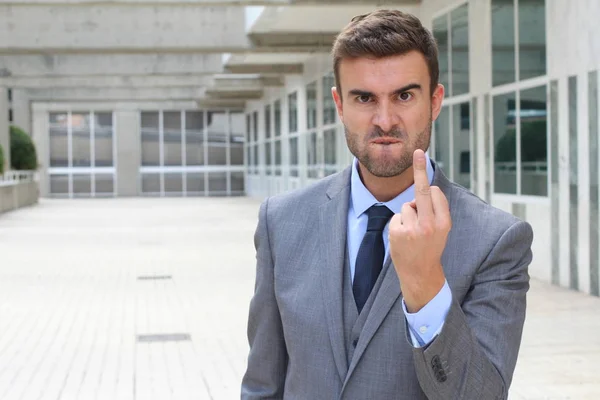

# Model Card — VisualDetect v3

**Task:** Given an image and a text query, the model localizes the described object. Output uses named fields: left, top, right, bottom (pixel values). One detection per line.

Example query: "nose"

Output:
left=372, top=101, right=400, bottom=133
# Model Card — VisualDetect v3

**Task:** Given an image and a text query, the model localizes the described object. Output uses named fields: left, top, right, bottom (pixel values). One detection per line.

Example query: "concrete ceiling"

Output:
left=0, top=1, right=423, bottom=105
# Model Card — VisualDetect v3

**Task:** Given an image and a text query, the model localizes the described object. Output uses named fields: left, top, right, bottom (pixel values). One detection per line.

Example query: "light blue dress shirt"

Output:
left=347, top=153, right=452, bottom=348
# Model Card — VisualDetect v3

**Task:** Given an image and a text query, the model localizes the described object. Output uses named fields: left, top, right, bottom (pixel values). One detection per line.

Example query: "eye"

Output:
left=398, top=92, right=413, bottom=101
left=356, top=95, right=371, bottom=103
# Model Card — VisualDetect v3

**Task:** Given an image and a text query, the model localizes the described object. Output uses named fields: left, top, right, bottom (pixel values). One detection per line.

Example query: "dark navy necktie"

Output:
left=353, top=205, right=394, bottom=314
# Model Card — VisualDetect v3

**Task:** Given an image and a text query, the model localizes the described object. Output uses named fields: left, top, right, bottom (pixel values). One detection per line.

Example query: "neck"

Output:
left=357, top=162, right=415, bottom=203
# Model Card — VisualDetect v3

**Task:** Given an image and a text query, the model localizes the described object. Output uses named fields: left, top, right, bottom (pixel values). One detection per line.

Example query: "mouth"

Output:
left=371, top=138, right=401, bottom=145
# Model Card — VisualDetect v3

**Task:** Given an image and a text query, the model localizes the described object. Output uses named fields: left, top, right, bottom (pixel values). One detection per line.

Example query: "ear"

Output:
left=431, top=83, right=445, bottom=121
left=332, top=86, right=344, bottom=122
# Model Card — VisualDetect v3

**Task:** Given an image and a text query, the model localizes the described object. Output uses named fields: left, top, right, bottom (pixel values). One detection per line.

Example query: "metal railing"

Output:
left=0, top=171, right=37, bottom=187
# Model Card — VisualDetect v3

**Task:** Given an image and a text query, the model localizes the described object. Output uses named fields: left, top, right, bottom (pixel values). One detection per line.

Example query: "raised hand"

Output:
left=388, top=149, right=452, bottom=313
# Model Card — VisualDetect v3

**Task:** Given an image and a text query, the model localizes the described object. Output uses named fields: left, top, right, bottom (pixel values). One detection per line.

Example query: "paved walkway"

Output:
left=0, top=198, right=598, bottom=400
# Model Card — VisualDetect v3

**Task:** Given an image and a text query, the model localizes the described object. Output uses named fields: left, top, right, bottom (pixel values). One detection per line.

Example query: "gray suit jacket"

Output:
left=241, top=161, right=533, bottom=400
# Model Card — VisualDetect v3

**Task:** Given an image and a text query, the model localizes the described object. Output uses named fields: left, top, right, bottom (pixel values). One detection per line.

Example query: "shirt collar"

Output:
left=350, top=152, right=435, bottom=219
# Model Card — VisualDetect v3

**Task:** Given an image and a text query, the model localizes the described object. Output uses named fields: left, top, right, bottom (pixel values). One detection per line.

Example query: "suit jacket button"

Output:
left=352, top=339, right=358, bottom=347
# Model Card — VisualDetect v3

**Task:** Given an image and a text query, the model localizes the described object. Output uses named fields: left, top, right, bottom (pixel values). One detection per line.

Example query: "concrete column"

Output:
left=0, top=86, right=9, bottom=171
left=11, top=89, right=31, bottom=135
left=115, top=111, right=141, bottom=196
left=31, top=106, right=49, bottom=196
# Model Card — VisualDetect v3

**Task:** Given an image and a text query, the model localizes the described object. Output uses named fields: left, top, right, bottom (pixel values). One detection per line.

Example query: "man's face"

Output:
left=332, top=50, right=444, bottom=178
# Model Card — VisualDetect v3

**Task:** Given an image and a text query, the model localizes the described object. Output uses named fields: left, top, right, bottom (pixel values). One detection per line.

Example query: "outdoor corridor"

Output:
left=0, top=198, right=598, bottom=400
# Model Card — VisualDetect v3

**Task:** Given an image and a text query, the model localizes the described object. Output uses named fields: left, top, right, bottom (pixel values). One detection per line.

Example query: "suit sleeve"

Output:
left=410, top=220, right=533, bottom=400
left=241, top=198, right=288, bottom=400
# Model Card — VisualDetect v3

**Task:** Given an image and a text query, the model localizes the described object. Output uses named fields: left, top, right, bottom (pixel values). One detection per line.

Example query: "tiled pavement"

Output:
left=0, top=198, right=598, bottom=400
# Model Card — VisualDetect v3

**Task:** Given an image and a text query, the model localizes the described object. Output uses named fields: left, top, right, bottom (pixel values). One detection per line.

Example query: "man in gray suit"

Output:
left=242, top=9, right=533, bottom=400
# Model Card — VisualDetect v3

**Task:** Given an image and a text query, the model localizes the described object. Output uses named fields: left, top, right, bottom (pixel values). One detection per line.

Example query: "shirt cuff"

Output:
left=402, top=280, right=452, bottom=348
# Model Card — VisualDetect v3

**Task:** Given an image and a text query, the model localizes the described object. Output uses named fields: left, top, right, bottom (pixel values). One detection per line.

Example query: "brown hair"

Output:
left=331, top=9, right=439, bottom=97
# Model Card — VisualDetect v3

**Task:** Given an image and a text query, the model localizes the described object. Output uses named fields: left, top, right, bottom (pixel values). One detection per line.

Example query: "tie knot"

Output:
left=366, top=205, right=394, bottom=232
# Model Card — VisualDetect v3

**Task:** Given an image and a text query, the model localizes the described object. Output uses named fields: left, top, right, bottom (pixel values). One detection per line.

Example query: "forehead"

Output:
left=338, top=51, right=430, bottom=93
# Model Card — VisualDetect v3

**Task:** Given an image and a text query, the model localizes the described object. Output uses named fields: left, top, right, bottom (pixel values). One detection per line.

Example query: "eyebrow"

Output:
left=348, top=83, right=422, bottom=98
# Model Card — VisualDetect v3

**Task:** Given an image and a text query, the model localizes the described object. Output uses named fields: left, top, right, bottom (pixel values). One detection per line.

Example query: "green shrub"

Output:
left=10, top=125, right=38, bottom=170
left=0, top=143, right=4, bottom=175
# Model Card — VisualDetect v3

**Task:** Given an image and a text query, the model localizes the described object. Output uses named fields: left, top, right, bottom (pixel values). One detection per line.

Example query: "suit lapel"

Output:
left=318, top=167, right=352, bottom=383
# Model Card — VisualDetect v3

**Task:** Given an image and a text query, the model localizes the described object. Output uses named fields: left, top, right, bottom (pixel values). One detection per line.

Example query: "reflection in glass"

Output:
left=253, top=111, right=259, bottom=141
left=452, top=103, right=470, bottom=188
left=569, top=75, right=578, bottom=289
left=290, top=137, right=299, bottom=177
left=141, top=173, right=160, bottom=194
left=451, top=5, right=469, bottom=96
left=519, top=0, right=546, bottom=80
left=492, top=0, right=516, bottom=86
left=72, top=174, right=91, bottom=196
left=231, top=172, right=245, bottom=194
left=265, top=142, right=272, bottom=176
left=230, top=112, right=245, bottom=166
left=50, top=174, right=69, bottom=195
left=94, top=113, right=113, bottom=167
left=186, top=173, right=205, bottom=195
left=246, top=114, right=251, bottom=142
left=71, top=112, right=91, bottom=167
left=95, top=174, right=114, bottom=195
left=163, top=111, right=182, bottom=166
left=433, top=15, right=449, bottom=97
left=520, top=86, right=547, bottom=196
left=185, top=111, right=204, bottom=166
left=493, top=92, right=517, bottom=194
left=265, top=104, right=271, bottom=139
left=307, top=82, right=317, bottom=130
left=289, top=92, right=298, bottom=133
left=164, top=173, right=183, bottom=194
left=207, top=111, right=227, bottom=166
left=275, top=140, right=282, bottom=176
left=323, top=72, right=337, bottom=125
left=49, top=112, right=69, bottom=167
left=434, top=106, right=450, bottom=176
left=208, top=172, right=227, bottom=194
left=307, top=132, right=318, bottom=178
left=274, top=100, right=282, bottom=137
left=141, top=111, right=160, bottom=166
left=324, top=128, right=337, bottom=176
left=589, top=71, right=599, bottom=296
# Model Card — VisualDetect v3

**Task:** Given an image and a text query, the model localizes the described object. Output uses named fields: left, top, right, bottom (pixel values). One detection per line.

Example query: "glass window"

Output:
left=141, top=111, right=160, bottom=167
left=246, top=114, right=251, bottom=143
left=230, top=112, right=245, bottom=166
left=324, top=128, right=337, bottom=176
left=185, top=111, right=204, bottom=166
left=50, top=174, right=69, bottom=195
left=265, top=104, right=272, bottom=140
left=49, top=112, right=69, bottom=167
left=307, top=82, right=317, bottom=130
left=265, top=142, right=272, bottom=176
left=207, top=111, right=227, bottom=166
left=208, top=172, right=227, bottom=195
left=520, top=86, right=547, bottom=196
left=589, top=71, right=599, bottom=296
left=163, top=111, right=182, bottom=166
left=253, top=111, right=258, bottom=141
left=493, top=92, right=517, bottom=194
left=72, top=174, right=91, bottom=196
left=492, top=0, right=516, bottom=86
left=452, top=103, right=471, bottom=188
left=433, top=15, right=449, bottom=97
left=71, top=112, right=91, bottom=167
left=231, top=171, right=245, bottom=194
left=164, top=172, right=183, bottom=194
left=274, top=100, right=282, bottom=137
left=322, top=72, right=337, bottom=125
left=569, top=75, right=578, bottom=288
left=95, top=174, right=114, bottom=195
left=186, top=172, right=205, bottom=195
left=275, top=140, right=282, bottom=176
left=94, top=113, right=113, bottom=167
left=141, top=173, right=160, bottom=194
left=288, top=92, right=298, bottom=133
left=451, top=5, right=469, bottom=96
left=290, top=137, right=299, bottom=177
left=307, top=132, right=318, bottom=178
left=434, top=107, right=451, bottom=175
left=519, top=0, right=546, bottom=80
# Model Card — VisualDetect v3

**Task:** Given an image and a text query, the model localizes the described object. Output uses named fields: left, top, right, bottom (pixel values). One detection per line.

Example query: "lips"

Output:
left=371, top=138, right=401, bottom=145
